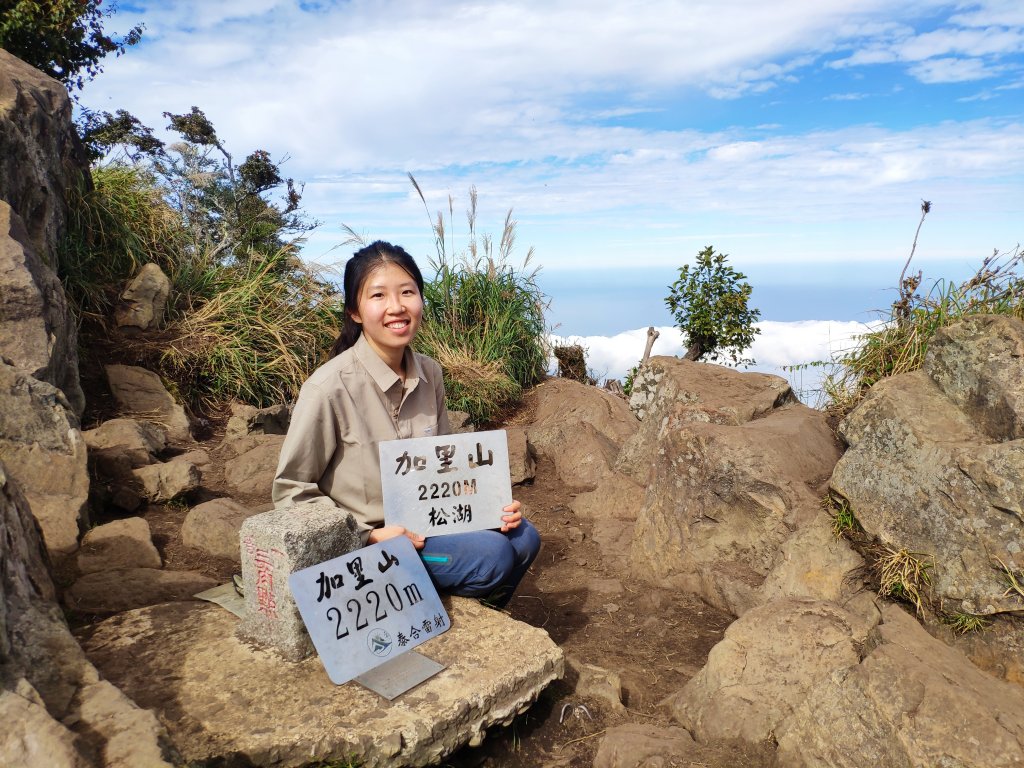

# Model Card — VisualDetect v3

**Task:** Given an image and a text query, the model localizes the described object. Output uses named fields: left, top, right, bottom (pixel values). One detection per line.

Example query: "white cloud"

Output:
left=551, top=319, right=874, bottom=404
left=910, top=57, right=1004, bottom=83
left=84, top=1, right=1023, bottom=277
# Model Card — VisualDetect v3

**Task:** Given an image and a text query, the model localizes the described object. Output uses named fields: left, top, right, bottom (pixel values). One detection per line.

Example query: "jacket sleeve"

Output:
left=272, top=379, right=339, bottom=509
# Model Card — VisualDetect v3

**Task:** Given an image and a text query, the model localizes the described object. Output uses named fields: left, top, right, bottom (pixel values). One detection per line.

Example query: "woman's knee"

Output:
left=509, top=518, right=541, bottom=564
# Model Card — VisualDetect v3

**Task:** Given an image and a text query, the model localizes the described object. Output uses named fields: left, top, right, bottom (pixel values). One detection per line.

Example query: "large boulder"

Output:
left=0, top=201, right=84, bottom=415
left=0, top=49, right=87, bottom=417
left=78, top=598, right=563, bottom=767
left=181, top=497, right=258, bottom=561
left=114, top=262, right=171, bottom=332
left=0, top=49, right=88, bottom=270
left=624, top=358, right=846, bottom=615
left=105, top=364, right=192, bottom=443
left=0, top=460, right=178, bottom=766
left=222, top=433, right=285, bottom=498
left=775, top=603, right=1024, bottom=767
left=667, top=598, right=869, bottom=745
left=76, top=517, right=162, bottom=575
left=832, top=315, right=1024, bottom=615
left=526, top=379, right=638, bottom=492
left=0, top=360, right=88, bottom=554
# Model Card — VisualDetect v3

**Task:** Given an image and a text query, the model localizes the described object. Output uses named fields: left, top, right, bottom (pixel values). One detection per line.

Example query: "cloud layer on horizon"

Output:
left=552, top=319, right=874, bottom=404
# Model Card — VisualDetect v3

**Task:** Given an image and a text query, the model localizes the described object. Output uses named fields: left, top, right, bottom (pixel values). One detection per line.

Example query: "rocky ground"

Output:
left=69, top=385, right=770, bottom=768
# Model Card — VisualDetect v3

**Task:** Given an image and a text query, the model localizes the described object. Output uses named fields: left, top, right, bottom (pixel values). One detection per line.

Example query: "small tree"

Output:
left=0, top=0, right=142, bottom=92
left=665, top=245, right=761, bottom=365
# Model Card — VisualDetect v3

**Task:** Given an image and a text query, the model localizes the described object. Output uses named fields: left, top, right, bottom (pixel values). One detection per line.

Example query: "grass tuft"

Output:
left=824, top=244, right=1024, bottom=414
left=407, top=176, right=549, bottom=423
left=942, top=612, right=991, bottom=635
left=822, top=493, right=861, bottom=539
left=159, top=244, right=341, bottom=409
left=874, top=546, right=933, bottom=615
left=994, top=555, right=1024, bottom=602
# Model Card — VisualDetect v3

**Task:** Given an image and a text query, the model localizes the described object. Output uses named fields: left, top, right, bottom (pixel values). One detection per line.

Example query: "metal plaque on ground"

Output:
left=379, top=429, right=512, bottom=537
left=289, top=536, right=449, bottom=685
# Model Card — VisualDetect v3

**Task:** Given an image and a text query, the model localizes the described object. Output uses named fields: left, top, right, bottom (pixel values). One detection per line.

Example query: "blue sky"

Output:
left=86, top=1, right=1022, bottom=385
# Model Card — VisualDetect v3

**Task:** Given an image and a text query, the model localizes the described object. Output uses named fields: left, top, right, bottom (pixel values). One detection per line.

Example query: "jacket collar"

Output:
left=353, top=333, right=426, bottom=392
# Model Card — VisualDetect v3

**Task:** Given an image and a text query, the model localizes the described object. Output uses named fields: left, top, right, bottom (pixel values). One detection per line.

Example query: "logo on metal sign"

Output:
left=368, top=628, right=393, bottom=657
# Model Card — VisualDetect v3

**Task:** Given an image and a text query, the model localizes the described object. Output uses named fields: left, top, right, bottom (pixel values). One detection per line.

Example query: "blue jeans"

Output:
left=419, top=519, right=541, bottom=607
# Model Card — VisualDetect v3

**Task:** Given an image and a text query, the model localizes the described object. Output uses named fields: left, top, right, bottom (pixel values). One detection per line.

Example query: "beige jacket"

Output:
left=272, top=333, right=450, bottom=542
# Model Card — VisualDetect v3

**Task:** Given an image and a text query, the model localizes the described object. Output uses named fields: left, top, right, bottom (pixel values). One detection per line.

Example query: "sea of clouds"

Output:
left=550, top=319, right=876, bottom=406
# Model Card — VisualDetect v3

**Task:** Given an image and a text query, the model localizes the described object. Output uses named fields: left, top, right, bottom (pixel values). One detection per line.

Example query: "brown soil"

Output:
left=72, top=389, right=770, bottom=768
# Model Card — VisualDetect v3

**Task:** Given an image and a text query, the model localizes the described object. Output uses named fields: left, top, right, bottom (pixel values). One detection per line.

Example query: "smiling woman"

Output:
left=273, top=241, right=542, bottom=608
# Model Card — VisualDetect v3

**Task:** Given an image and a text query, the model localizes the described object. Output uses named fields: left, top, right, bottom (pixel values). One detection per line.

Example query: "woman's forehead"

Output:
left=362, top=262, right=417, bottom=289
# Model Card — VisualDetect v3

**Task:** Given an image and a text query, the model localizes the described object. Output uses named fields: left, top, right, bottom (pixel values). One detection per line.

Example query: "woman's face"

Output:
left=350, top=261, right=424, bottom=362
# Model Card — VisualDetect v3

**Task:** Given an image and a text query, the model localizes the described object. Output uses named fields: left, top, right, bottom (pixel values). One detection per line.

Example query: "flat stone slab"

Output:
left=76, top=597, right=563, bottom=767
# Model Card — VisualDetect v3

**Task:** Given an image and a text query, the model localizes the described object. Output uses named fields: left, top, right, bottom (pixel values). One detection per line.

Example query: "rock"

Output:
left=935, top=614, right=1024, bottom=687
left=626, top=360, right=842, bottom=614
left=77, top=517, right=162, bottom=574
left=222, top=433, right=285, bottom=498
left=757, top=515, right=867, bottom=606
left=0, top=684, right=86, bottom=768
left=105, top=364, right=192, bottom=443
left=114, top=262, right=171, bottom=331
left=525, top=380, right=637, bottom=491
left=832, top=365, right=1023, bottom=615
left=448, top=409, right=474, bottom=433
left=506, top=425, right=535, bottom=485
left=0, top=49, right=88, bottom=275
left=131, top=459, right=201, bottom=501
left=181, top=498, right=255, bottom=562
left=926, top=314, right=1024, bottom=441
left=566, top=655, right=626, bottom=712
left=237, top=502, right=362, bottom=661
left=0, top=51, right=89, bottom=418
left=593, top=724, right=696, bottom=768
left=668, top=598, right=868, bottom=745
left=73, top=679, right=180, bottom=768
left=83, top=418, right=167, bottom=467
left=528, top=420, right=621, bottom=492
left=78, top=598, right=563, bottom=767
left=570, top=472, right=644, bottom=569
left=0, top=201, right=84, bottom=416
left=176, top=448, right=211, bottom=467
left=223, top=401, right=292, bottom=441
left=66, top=569, right=218, bottom=615
left=0, top=360, right=88, bottom=554
left=532, top=378, right=638, bottom=445
left=775, top=604, right=1024, bottom=767
left=1, top=460, right=177, bottom=766
left=626, top=355, right=794, bottom=427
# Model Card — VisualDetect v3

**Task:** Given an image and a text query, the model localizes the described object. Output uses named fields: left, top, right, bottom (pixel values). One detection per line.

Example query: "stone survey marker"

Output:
left=381, top=429, right=512, bottom=536
left=290, top=537, right=449, bottom=684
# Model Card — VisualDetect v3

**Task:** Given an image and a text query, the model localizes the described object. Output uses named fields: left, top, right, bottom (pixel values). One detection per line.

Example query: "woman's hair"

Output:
left=329, top=240, right=425, bottom=358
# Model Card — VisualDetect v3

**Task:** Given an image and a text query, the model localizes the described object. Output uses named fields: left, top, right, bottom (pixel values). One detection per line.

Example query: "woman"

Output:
left=273, top=241, right=540, bottom=607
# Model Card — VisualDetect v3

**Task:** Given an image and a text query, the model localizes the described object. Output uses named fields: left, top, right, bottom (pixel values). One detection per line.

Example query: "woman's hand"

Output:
left=500, top=499, right=522, bottom=533
left=367, top=525, right=425, bottom=550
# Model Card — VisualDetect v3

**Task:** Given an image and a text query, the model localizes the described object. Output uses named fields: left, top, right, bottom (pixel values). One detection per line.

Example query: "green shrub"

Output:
left=665, top=245, right=761, bottom=365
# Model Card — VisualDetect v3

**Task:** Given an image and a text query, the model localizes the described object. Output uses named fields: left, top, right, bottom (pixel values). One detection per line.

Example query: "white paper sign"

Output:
left=288, top=537, right=449, bottom=685
left=379, top=429, right=512, bottom=537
